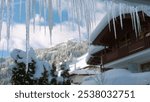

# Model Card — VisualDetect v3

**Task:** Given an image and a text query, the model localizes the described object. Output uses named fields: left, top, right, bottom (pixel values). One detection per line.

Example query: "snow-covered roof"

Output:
left=86, top=53, right=92, bottom=64
left=90, top=2, right=150, bottom=43
left=90, top=13, right=108, bottom=43
left=88, top=1, right=150, bottom=65
left=70, top=69, right=99, bottom=75
left=69, top=53, right=100, bottom=75
left=89, top=45, right=105, bottom=55
left=69, top=53, right=88, bottom=71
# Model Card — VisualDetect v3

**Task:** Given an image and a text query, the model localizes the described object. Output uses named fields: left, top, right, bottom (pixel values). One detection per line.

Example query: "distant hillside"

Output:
left=36, top=40, right=88, bottom=64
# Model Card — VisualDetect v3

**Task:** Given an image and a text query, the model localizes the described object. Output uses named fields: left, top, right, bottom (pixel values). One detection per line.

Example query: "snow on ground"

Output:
left=69, top=53, right=100, bottom=75
left=70, top=69, right=99, bottom=75
left=0, top=67, right=11, bottom=85
left=69, top=53, right=100, bottom=85
left=69, top=53, right=88, bottom=72
left=82, top=69, right=150, bottom=85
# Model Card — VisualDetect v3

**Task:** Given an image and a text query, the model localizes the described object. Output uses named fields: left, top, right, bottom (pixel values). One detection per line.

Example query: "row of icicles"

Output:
left=0, top=0, right=150, bottom=70
left=105, top=0, right=150, bottom=39
left=0, top=0, right=96, bottom=47
left=0, top=0, right=96, bottom=71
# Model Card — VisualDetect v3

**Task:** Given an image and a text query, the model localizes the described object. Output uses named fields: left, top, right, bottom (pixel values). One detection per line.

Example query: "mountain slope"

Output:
left=36, top=40, right=88, bottom=64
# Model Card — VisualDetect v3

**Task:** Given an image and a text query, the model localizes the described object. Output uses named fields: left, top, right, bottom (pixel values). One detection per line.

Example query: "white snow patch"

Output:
left=71, top=69, right=99, bottom=75
left=11, top=48, right=36, bottom=64
left=69, top=53, right=99, bottom=75
left=69, top=53, right=88, bottom=72
left=82, top=69, right=150, bottom=85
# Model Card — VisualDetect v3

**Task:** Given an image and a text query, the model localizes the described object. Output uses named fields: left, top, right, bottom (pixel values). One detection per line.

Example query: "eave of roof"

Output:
left=90, top=1, right=150, bottom=45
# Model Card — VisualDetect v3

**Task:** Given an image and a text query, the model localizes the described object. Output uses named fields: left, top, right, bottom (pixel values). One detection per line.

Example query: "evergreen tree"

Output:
left=38, top=67, right=49, bottom=85
left=11, top=60, right=37, bottom=85
left=50, top=62, right=57, bottom=85
left=11, top=61, right=26, bottom=85
left=59, top=61, right=71, bottom=85
left=11, top=49, right=50, bottom=85
left=11, top=49, right=72, bottom=85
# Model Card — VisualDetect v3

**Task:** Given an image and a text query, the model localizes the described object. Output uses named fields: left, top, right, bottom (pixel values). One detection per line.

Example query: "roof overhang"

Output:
left=104, top=48, right=150, bottom=68
left=91, top=12, right=145, bottom=46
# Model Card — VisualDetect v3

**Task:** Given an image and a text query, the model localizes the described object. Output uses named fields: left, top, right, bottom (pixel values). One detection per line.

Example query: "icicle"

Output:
left=57, top=0, right=62, bottom=30
left=91, top=0, right=97, bottom=26
left=30, top=0, right=33, bottom=19
left=74, top=0, right=82, bottom=42
left=39, top=0, right=43, bottom=31
left=6, top=0, right=11, bottom=51
left=43, top=0, right=47, bottom=35
left=111, top=3, right=117, bottom=39
left=130, top=7, right=135, bottom=30
left=119, top=3, right=123, bottom=29
left=142, top=11, right=146, bottom=21
left=48, top=0, right=53, bottom=45
left=106, top=1, right=111, bottom=31
left=122, top=4, right=126, bottom=19
left=11, top=0, right=14, bottom=29
left=0, top=0, right=4, bottom=40
left=19, top=0, right=22, bottom=20
left=133, top=11, right=138, bottom=38
left=135, top=8, right=141, bottom=35
left=77, top=23, right=81, bottom=42
left=32, top=0, right=36, bottom=32
left=112, top=18, right=117, bottom=39
left=71, top=0, right=76, bottom=31
left=26, top=0, right=30, bottom=72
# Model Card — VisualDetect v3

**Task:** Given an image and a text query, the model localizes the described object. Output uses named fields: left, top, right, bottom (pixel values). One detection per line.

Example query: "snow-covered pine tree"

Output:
left=11, top=59, right=37, bottom=85
left=38, top=67, right=49, bottom=85
left=50, top=62, right=57, bottom=85
left=59, top=61, right=71, bottom=85
left=11, top=61, right=27, bottom=85
left=26, top=60, right=36, bottom=85
left=11, top=48, right=73, bottom=85
left=11, top=48, right=50, bottom=85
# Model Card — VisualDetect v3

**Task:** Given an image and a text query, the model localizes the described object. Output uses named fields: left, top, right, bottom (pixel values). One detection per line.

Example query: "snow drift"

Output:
left=82, top=69, right=150, bottom=85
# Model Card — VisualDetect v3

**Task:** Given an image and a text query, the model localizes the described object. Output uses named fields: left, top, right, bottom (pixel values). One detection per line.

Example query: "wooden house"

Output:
left=87, top=11, right=150, bottom=72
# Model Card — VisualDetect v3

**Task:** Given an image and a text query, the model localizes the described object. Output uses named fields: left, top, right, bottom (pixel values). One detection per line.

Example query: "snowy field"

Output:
left=82, top=69, right=150, bottom=85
